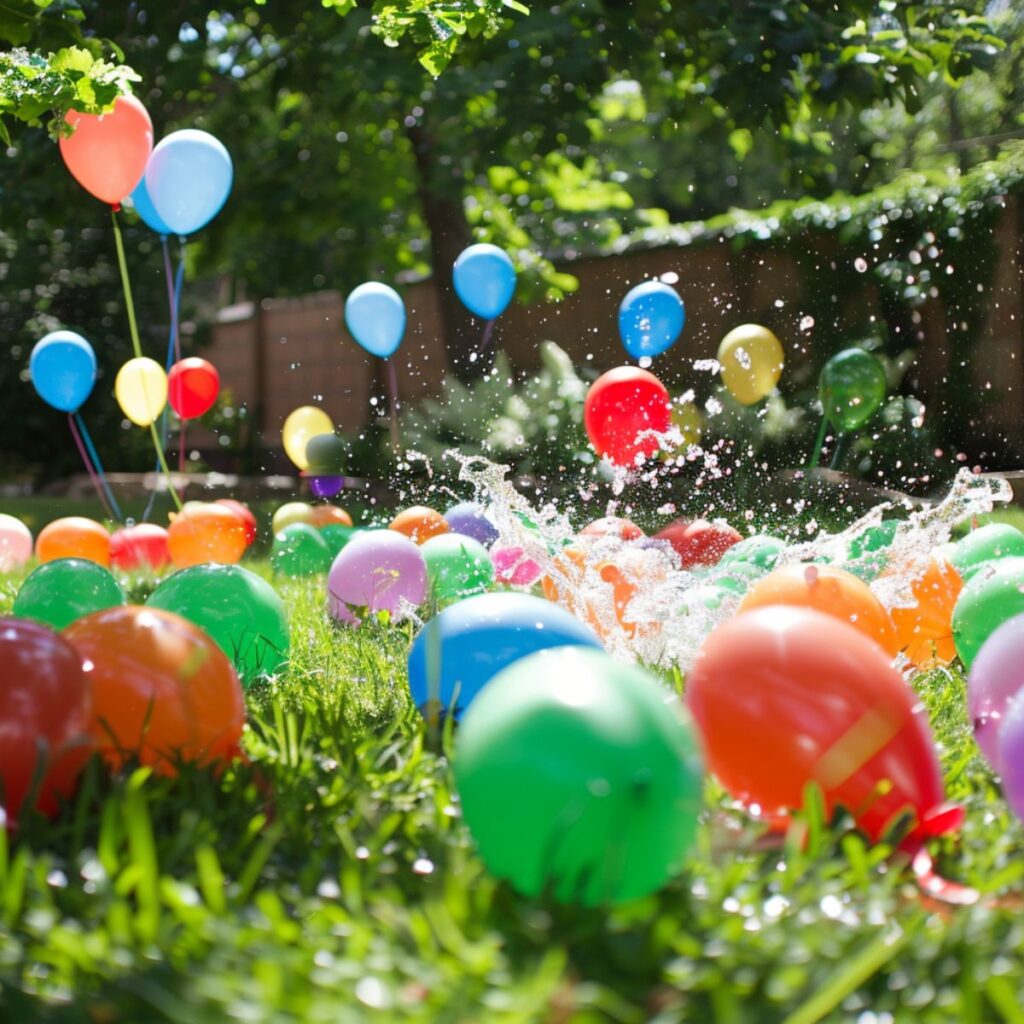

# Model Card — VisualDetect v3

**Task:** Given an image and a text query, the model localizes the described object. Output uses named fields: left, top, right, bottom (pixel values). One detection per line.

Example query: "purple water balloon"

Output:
left=306, top=474, right=345, bottom=499
left=443, top=502, right=499, bottom=548
left=967, top=612, right=1024, bottom=770
left=998, top=688, right=1024, bottom=820
left=328, top=529, right=426, bottom=624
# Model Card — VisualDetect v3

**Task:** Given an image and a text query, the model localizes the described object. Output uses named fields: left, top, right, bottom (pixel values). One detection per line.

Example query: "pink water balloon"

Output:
left=328, top=530, right=427, bottom=624
left=491, top=546, right=542, bottom=586
left=0, top=514, right=32, bottom=572
left=967, top=613, right=1024, bottom=770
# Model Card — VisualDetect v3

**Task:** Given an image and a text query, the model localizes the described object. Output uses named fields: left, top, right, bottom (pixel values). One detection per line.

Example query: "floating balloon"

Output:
left=655, top=519, right=741, bottom=569
left=889, top=558, right=963, bottom=669
left=14, top=559, right=125, bottom=630
left=167, top=503, right=248, bottom=567
left=145, top=129, right=233, bottom=236
left=421, top=533, right=495, bottom=606
left=0, top=620, right=92, bottom=823
left=344, top=283, right=406, bottom=358
left=967, top=614, right=1024, bottom=770
left=147, top=564, right=289, bottom=688
left=998, top=688, right=1024, bottom=821
left=282, top=407, right=333, bottom=471
left=686, top=606, right=957, bottom=842
left=950, top=524, right=1024, bottom=575
left=36, top=517, right=110, bottom=567
left=109, top=524, right=170, bottom=571
left=271, top=523, right=332, bottom=578
left=579, top=516, right=645, bottom=542
left=739, top=563, right=898, bottom=655
left=30, top=331, right=97, bottom=412
left=452, top=244, right=516, bottom=320
left=389, top=505, right=449, bottom=545
left=584, top=367, right=672, bottom=467
left=0, top=514, right=32, bottom=573
left=952, top=557, right=1024, bottom=670
left=215, top=500, right=258, bottom=547
left=128, top=175, right=172, bottom=235
left=491, top=546, right=541, bottom=586
left=819, top=349, right=887, bottom=433
left=115, top=357, right=167, bottom=427
left=168, top=358, right=220, bottom=420
left=455, top=646, right=703, bottom=905
left=618, top=281, right=685, bottom=360
left=272, top=501, right=316, bottom=535
left=443, top=503, right=499, bottom=548
left=304, top=434, right=347, bottom=475
left=59, top=94, right=153, bottom=205
left=327, top=530, right=427, bottom=624
left=64, top=606, right=244, bottom=773
left=719, top=534, right=786, bottom=571
left=718, top=324, right=784, bottom=405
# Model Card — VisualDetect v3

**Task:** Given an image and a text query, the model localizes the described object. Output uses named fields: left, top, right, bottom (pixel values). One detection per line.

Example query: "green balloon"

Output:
left=422, top=533, right=494, bottom=606
left=304, top=433, right=346, bottom=473
left=706, top=560, right=763, bottom=595
left=319, top=524, right=360, bottom=558
left=819, top=349, right=887, bottom=433
left=952, top=557, right=1024, bottom=669
left=271, top=523, right=332, bottom=577
left=13, top=558, right=124, bottom=630
left=848, top=520, right=900, bottom=560
left=681, top=583, right=732, bottom=613
left=950, top=524, right=1024, bottom=575
left=719, top=535, right=786, bottom=570
left=454, top=647, right=703, bottom=905
left=146, top=563, right=289, bottom=687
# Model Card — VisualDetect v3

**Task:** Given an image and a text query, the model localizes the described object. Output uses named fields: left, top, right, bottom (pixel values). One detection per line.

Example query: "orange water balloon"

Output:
left=389, top=506, right=449, bottom=545
left=310, top=505, right=353, bottom=528
left=36, top=517, right=111, bottom=566
left=167, top=503, right=248, bottom=567
left=63, top=606, right=245, bottom=774
left=738, top=563, right=898, bottom=656
left=889, top=558, right=963, bottom=669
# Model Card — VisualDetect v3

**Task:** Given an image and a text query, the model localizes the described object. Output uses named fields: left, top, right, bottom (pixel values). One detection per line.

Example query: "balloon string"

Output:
left=67, top=413, right=112, bottom=519
left=70, top=413, right=122, bottom=522
left=807, top=415, right=828, bottom=471
left=75, top=413, right=124, bottom=522
left=386, top=357, right=401, bottom=453
left=111, top=207, right=143, bottom=360
left=149, top=422, right=183, bottom=511
left=479, top=318, right=496, bottom=364
left=829, top=432, right=851, bottom=472
left=179, top=419, right=187, bottom=473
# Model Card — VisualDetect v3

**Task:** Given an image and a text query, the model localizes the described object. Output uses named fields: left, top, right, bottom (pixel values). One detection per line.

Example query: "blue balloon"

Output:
left=407, top=592, right=602, bottom=718
left=618, top=281, right=686, bottom=359
left=453, top=244, right=516, bottom=319
left=443, top=502, right=499, bottom=548
left=145, top=130, right=233, bottom=236
left=29, top=331, right=97, bottom=412
left=344, top=282, right=406, bottom=358
left=128, top=176, right=173, bottom=236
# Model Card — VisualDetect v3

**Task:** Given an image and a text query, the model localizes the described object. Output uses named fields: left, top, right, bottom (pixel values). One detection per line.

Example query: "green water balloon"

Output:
left=421, top=533, right=494, bottom=606
left=454, top=647, right=703, bottom=905
left=13, top=558, right=124, bottom=630
left=319, top=524, right=360, bottom=558
left=146, top=563, right=289, bottom=687
left=950, top=524, right=1024, bottom=575
left=819, top=349, right=887, bottom=433
left=271, top=523, right=332, bottom=577
left=719, top=535, right=786, bottom=571
left=952, top=556, right=1024, bottom=669
left=706, top=560, right=764, bottom=595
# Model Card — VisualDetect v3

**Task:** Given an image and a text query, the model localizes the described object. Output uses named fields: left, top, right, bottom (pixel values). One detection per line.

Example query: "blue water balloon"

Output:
left=128, top=176, right=173, bottom=236
left=344, top=282, right=406, bottom=358
left=145, top=130, right=233, bottom=236
left=618, top=281, right=686, bottom=359
left=407, top=592, right=602, bottom=718
left=453, top=244, right=516, bottom=319
left=30, top=331, right=97, bottom=412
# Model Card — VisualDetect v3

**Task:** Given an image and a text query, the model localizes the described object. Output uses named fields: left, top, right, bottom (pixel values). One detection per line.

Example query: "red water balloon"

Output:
left=584, top=367, right=671, bottom=467
left=0, top=620, right=92, bottom=824
left=579, top=516, right=645, bottom=541
left=168, top=358, right=220, bottom=420
left=686, top=606, right=957, bottom=843
left=109, top=524, right=170, bottom=571
left=655, top=519, right=741, bottom=568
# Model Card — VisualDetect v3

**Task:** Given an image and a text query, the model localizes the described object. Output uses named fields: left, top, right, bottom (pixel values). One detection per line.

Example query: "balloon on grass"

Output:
left=443, top=503, right=498, bottom=548
left=168, top=358, right=220, bottom=419
left=344, top=283, right=406, bottom=358
left=145, top=130, right=233, bottom=236
left=453, top=244, right=516, bottom=320
left=0, top=514, right=32, bottom=573
left=408, top=593, right=602, bottom=719
left=889, top=558, right=963, bottom=669
left=215, top=500, right=258, bottom=547
left=618, top=281, right=685, bottom=360
left=64, top=606, right=244, bottom=773
left=967, top=613, right=1024, bottom=770
left=997, top=688, right=1024, bottom=821
left=271, top=523, right=332, bottom=578
left=167, top=503, right=248, bottom=567
left=328, top=530, right=427, bottom=624
left=304, top=433, right=347, bottom=499
left=952, top=557, right=1024, bottom=670
left=147, top=564, right=289, bottom=688
left=584, top=367, right=672, bottom=466
left=580, top=516, right=644, bottom=542
left=819, top=348, right=887, bottom=433
left=454, top=646, right=703, bottom=905
left=319, top=524, right=360, bottom=558
left=272, top=501, right=316, bottom=534
left=719, top=534, right=786, bottom=571
left=491, top=546, right=542, bottom=586
left=59, top=94, right=153, bottom=205
left=14, top=559, right=125, bottom=630
left=310, top=505, right=353, bottom=529
left=282, top=407, right=333, bottom=471
left=30, top=331, right=97, bottom=412
left=115, top=357, right=168, bottom=427
left=950, top=524, right=1024, bottom=575
left=0, top=620, right=92, bottom=824
left=36, top=517, right=110, bottom=567
left=717, top=324, right=784, bottom=405
left=655, top=519, right=741, bottom=569
left=110, top=524, right=170, bottom=571
left=686, top=606, right=957, bottom=842
left=390, top=505, right=449, bottom=545
left=421, top=533, right=495, bottom=606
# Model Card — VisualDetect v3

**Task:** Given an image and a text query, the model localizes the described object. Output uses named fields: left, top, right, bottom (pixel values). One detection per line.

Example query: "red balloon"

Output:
left=216, top=499, right=258, bottom=546
left=579, top=516, right=645, bottom=541
left=656, top=519, right=741, bottom=568
left=110, top=524, right=170, bottom=571
left=168, top=358, right=220, bottom=420
left=584, top=367, right=671, bottom=467
left=58, top=94, right=153, bottom=206
left=0, top=620, right=92, bottom=824
left=686, top=606, right=958, bottom=843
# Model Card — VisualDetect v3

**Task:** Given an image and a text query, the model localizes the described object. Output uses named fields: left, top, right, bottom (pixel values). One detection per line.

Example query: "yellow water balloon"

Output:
left=115, top=357, right=168, bottom=427
left=718, top=324, right=784, bottom=405
left=672, top=395, right=703, bottom=448
left=282, top=406, right=334, bottom=470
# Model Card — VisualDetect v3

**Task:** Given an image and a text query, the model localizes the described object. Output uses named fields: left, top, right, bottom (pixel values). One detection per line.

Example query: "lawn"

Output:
left=1, top=557, right=1022, bottom=1024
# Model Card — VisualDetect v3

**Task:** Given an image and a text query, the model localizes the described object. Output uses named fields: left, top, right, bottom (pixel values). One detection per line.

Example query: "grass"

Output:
left=1, top=562, right=1024, bottom=1023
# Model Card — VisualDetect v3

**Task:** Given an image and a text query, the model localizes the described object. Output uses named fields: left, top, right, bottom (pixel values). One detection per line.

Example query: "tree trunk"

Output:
left=406, top=123, right=484, bottom=383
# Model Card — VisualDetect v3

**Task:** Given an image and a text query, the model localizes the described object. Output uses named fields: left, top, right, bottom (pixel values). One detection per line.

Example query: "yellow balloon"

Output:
left=671, top=395, right=703, bottom=448
left=717, top=324, right=784, bottom=405
left=115, top=357, right=168, bottom=427
left=272, top=501, right=315, bottom=534
left=282, top=406, right=333, bottom=470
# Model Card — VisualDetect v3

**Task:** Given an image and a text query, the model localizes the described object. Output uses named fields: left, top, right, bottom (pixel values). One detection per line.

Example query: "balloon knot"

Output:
left=112, top=202, right=122, bottom=213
